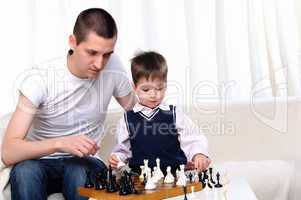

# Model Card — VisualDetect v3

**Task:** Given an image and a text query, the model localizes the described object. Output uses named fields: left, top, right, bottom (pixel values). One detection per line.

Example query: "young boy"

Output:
left=109, top=51, right=210, bottom=174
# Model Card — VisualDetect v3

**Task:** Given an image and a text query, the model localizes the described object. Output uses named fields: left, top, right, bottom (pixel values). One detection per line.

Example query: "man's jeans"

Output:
left=10, top=156, right=107, bottom=200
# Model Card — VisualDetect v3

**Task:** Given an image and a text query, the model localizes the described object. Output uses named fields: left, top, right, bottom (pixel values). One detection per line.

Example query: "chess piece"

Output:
left=119, top=175, right=128, bottom=195
left=145, top=169, right=156, bottom=190
left=188, top=172, right=193, bottom=183
left=214, top=172, right=223, bottom=188
left=106, top=165, right=117, bottom=192
left=127, top=171, right=137, bottom=194
left=139, top=166, right=145, bottom=181
left=84, top=171, right=94, bottom=188
left=176, top=165, right=187, bottom=186
left=209, top=167, right=216, bottom=184
left=164, top=166, right=175, bottom=184
left=183, top=185, right=188, bottom=200
left=156, top=158, right=164, bottom=179
left=142, top=173, right=147, bottom=185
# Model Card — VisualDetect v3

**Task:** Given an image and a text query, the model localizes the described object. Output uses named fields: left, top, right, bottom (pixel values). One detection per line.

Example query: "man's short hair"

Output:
left=73, top=8, right=117, bottom=44
left=131, top=51, right=168, bottom=85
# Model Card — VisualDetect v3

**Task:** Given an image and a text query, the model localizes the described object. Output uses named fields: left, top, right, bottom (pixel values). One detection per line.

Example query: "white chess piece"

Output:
left=139, top=166, right=145, bottom=181
left=145, top=168, right=156, bottom=190
left=164, top=166, right=175, bottom=183
left=143, top=159, right=150, bottom=177
left=151, top=167, right=159, bottom=183
left=156, top=158, right=164, bottom=179
left=176, top=164, right=187, bottom=186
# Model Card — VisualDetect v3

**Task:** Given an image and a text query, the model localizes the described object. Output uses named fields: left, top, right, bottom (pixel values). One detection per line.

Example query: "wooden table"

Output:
left=78, top=181, right=203, bottom=200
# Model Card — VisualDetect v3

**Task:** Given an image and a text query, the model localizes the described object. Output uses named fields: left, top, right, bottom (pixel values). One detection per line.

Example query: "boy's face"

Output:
left=68, top=31, right=116, bottom=79
left=134, top=77, right=167, bottom=109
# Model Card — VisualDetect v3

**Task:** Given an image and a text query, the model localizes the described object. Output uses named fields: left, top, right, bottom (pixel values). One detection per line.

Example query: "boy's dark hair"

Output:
left=73, top=8, right=117, bottom=44
left=131, top=51, right=168, bottom=85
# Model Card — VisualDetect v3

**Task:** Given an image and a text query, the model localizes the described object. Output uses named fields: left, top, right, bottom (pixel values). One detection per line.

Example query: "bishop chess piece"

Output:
left=209, top=167, right=216, bottom=184
left=156, top=158, right=164, bottom=179
left=84, top=170, right=94, bottom=188
left=214, top=172, right=223, bottom=188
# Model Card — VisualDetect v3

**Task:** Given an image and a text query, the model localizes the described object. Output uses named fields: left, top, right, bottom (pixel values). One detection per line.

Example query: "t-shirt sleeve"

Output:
left=109, top=54, right=132, bottom=98
left=18, top=68, right=47, bottom=108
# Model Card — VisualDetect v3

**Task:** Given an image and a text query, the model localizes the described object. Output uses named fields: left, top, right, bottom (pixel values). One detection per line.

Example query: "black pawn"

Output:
left=189, top=172, right=193, bottom=183
left=214, top=172, right=223, bottom=188
left=84, top=171, right=94, bottom=188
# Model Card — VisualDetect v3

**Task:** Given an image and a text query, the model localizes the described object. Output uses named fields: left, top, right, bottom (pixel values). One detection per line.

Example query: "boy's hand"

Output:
left=192, top=153, right=211, bottom=172
left=108, top=154, right=119, bottom=169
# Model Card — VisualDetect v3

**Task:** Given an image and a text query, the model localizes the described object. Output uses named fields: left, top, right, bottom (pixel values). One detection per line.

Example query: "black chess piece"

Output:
left=119, top=175, right=129, bottom=195
left=214, top=172, right=223, bottom=188
left=209, top=167, right=216, bottom=184
left=106, top=165, right=117, bottom=193
left=142, top=173, right=147, bottom=185
left=183, top=186, right=188, bottom=200
left=188, top=172, right=193, bottom=183
left=84, top=170, right=94, bottom=188
left=126, top=171, right=137, bottom=194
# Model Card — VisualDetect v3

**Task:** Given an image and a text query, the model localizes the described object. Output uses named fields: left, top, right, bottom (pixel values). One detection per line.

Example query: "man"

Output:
left=1, top=8, right=136, bottom=200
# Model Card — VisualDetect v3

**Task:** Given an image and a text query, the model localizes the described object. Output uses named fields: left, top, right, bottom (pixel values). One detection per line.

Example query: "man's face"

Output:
left=69, top=32, right=116, bottom=79
left=135, top=77, right=167, bottom=109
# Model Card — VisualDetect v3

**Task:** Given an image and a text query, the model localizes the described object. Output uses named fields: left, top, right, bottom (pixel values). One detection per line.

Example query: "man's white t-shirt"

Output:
left=19, top=54, right=132, bottom=158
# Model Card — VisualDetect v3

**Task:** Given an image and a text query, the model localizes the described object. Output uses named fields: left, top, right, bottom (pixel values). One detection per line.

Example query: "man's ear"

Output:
left=68, top=34, right=77, bottom=49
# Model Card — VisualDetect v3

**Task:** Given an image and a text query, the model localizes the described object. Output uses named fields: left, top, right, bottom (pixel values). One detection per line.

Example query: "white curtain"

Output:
left=0, top=0, right=300, bottom=114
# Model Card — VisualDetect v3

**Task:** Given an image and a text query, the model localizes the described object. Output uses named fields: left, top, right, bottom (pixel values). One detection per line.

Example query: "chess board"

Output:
left=78, top=180, right=202, bottom=200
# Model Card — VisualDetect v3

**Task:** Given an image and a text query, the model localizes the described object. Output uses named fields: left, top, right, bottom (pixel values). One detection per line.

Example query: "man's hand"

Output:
left=108, top=154, right=119, bottom=169
left=54, top=135, right=99, bottom=157
left=192, top=154, right=211, bottom=172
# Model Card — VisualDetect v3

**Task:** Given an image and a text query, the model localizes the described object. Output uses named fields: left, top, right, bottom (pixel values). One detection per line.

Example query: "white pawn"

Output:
left=152, top=167, right=159, bottom=183
left=145, top=168, right=156, bottom=190
left=164, top=166, right=175, bottom=183
left=139, top=166, right=145, bottom=181
left=156, top=158, right=164, bottom=179
left=176, top=164, right=187, bottom=186
left=143, top=159, right=150, bottom=177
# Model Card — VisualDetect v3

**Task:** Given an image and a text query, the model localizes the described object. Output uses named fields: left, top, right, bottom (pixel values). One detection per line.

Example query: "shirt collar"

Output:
left=133, top=102, right=170, bottom=113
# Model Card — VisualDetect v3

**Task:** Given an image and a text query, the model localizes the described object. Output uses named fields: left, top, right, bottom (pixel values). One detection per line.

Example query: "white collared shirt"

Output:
left=111, top=102, right=209, bottom=162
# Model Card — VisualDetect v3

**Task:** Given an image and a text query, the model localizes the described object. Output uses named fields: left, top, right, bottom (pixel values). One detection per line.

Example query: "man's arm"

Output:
left=1, top=94, right=99, bottom=166
left=115, top=91, right=137, bottom=111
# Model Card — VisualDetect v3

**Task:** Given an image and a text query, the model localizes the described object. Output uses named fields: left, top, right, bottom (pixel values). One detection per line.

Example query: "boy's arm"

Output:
left=176, top=107, right=210, bottom=170
left=110, top=115, right=132, bottom=165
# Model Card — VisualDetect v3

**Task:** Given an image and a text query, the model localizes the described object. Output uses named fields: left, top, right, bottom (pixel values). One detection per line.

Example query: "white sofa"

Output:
left=1, top=97, right=300, bottom=200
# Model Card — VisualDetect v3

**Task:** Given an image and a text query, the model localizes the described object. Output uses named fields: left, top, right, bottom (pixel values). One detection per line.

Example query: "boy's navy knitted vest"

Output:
left=126, top=105, right=187, bottom=173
